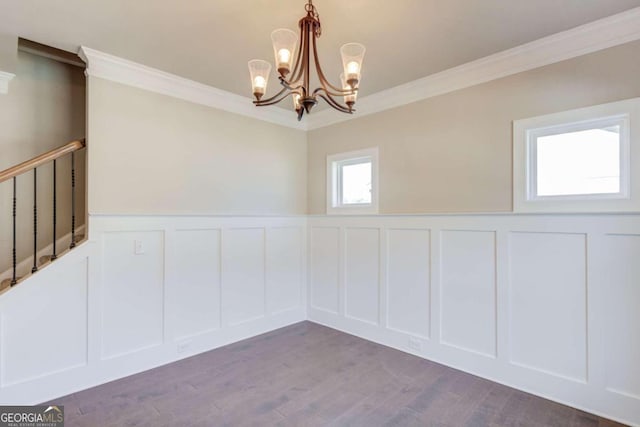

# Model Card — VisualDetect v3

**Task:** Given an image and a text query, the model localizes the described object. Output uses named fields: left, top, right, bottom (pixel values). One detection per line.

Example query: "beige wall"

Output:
left=307, top=40, right=640, bottom=214
left=0, top=51, right=86, bottom=273
left=87, top=77, right=307, bottom=215
left=0, top=33, right=17, bottom=74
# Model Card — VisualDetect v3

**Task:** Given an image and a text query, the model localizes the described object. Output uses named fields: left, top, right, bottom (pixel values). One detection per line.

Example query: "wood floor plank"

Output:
left=43, top=322, right=627, bottom=426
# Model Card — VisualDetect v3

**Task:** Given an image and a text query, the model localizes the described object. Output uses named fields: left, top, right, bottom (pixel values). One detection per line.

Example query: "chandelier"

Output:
left=248, top=0, right=365, bottom=121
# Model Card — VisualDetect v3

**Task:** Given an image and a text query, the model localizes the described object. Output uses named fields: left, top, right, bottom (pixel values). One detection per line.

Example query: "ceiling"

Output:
left=2, top=0, right=640, bottom=100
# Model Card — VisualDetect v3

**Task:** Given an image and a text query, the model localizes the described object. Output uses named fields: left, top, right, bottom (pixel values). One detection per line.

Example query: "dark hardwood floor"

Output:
left=46, top=322, right=625, bottom=426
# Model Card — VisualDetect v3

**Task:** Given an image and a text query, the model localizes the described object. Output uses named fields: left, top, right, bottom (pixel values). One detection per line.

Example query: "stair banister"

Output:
left=0, top=139, right=86, bottom=290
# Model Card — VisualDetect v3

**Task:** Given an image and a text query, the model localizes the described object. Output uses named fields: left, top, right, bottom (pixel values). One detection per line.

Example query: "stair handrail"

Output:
left=0, top=139, right=86, bottom=184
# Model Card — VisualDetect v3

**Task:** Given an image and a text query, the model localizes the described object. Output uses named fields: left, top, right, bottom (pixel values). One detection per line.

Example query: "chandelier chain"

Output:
left=305, top=0, right=321, bottom=37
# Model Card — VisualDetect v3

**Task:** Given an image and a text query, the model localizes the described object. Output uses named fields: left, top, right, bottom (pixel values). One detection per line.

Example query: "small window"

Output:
left=327, top=148, right=378, bottom=214
left=513, top=98, right=639, bottom=212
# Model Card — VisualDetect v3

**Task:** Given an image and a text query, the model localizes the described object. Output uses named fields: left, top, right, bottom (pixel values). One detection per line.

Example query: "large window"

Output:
left=327, top=148, right=378, bottom=214
left=513, top=98, right=639, bottom=212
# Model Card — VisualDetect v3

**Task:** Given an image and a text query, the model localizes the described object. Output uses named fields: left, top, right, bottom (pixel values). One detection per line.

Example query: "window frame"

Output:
left=326, top=148, right=379, bottom=215
left=513, top=97, right=640, bottom=213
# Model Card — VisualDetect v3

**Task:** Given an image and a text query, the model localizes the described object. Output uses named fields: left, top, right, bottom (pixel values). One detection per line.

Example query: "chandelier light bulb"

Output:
left=278, top=49, right=291, bottom=66
left=293, top=93, right=302, bottom=110
left=254, top=76, right=266, bottom=90
left=346, top=62, right=360, bottom=84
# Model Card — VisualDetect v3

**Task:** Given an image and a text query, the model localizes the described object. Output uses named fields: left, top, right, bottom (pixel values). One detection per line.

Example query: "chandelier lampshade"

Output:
left=247, top=0, right=365, bottom=121
left=271, top=29, right=298, bottom=77
left=340, top=43, right=365, bottom=88
left=248, top=59, right=271, bottom=100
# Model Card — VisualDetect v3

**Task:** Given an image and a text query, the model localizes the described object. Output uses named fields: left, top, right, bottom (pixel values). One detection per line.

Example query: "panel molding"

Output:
left=222, top=227, right=266, bottom=327
left=308, top=213, right=640, bottom=426
left=601, top=233, right=640, bottom=401
left=439, top=230, right=497, bottom=359
left=169, top=228, right=222, bottom=341
left=0, top=257, right=90, bottom=387
left=309, top=226, right=341, bottom=314
left=507, top=231, right=588, bottom=384
left=0, top=215, right=306, bottom=406
left=266, top=227, right=304, bottom=316
left=100, top=230, right=165, bottom=360
left=344, top=227, right=381, bottom=326
left=385, top=228, right=431, bottom=340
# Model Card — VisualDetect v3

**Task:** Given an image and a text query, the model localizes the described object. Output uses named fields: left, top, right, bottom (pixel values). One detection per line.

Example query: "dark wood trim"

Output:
left=0, top=139, right=86, bottom=184
left=18, top=38, right=85, bottom=68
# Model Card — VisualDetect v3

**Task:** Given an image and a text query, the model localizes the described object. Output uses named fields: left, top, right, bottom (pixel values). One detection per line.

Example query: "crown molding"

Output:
left=0, top=71, right=15, bottom=95
left=78, top=47, right=305, bottom=130
left=306, top=6, right=640, bottom=130
left=78, top=6, right=640, bottom=132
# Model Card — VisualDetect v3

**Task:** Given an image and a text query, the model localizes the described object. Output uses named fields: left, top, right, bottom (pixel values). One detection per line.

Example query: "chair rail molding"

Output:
left=0, top=70, right=15, bottom=94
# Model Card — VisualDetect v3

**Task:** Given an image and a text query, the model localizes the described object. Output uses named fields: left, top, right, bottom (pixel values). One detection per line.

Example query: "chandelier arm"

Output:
left=286, top=18, right=306, bottom=86
left=315, top=88, right=353, bottom=113
left=312, top=86, right=356, bottom=97
left=302, top=18, right=312, bottom=98
left=285, top=17, right=311, bottom=96
left=285, top=24, right=307, bottom=90
left=254, top=86, right=289, bottom=105
left=317, top=93, right=353, bottom=114
left=278, top=76, right=304, bottom=92
left=311, top=31, right=346, bottom=93
left=255, top=90, right=297, bottom=107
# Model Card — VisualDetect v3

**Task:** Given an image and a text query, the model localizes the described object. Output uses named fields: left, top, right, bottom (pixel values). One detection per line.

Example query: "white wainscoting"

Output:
left=0, top=215, right=306, bottom=405
left=1, top=212, right=638, bottom=425
left=307, top=214, right=640, bottom=426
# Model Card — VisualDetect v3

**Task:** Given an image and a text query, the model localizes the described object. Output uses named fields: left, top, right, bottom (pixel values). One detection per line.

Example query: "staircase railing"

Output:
left=0, top=139, right=86, bottom=289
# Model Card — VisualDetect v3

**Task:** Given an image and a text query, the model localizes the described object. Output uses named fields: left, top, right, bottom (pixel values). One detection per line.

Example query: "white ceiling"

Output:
left=2, top=0, right=640, bottom=99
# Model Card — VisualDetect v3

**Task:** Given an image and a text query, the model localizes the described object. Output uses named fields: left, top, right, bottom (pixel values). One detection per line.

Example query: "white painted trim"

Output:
left=0, top=215, right=306, bottom=404
left=0, top=71, right=15, bottom=95
left=78, top=47, right=305, bottom=131
left=306, top=7, right=640, bottom=130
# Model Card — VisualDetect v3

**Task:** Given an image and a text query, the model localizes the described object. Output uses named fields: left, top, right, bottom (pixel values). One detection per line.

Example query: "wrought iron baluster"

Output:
left=70, top=152, right=76, bottom=249
left=11, top=177, right=17, bottom=286
left=51, top=159, right=57, bottom=261
left=32, top=168, right=38, bottom=273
